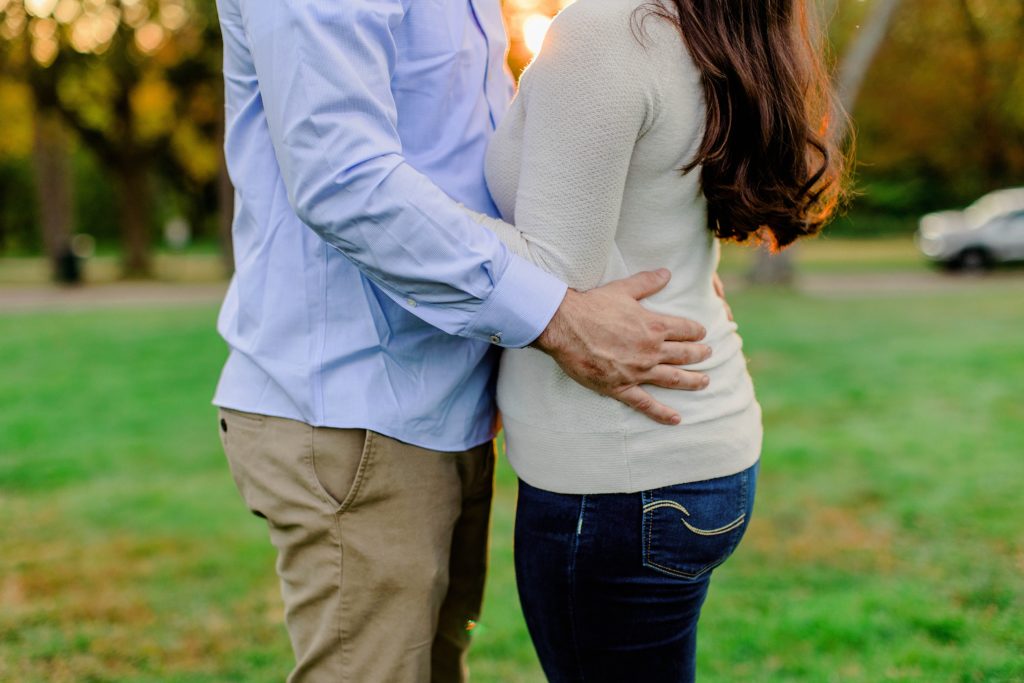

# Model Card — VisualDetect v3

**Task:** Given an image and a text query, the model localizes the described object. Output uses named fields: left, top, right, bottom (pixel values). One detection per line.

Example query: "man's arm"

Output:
left=234, top=0, right=565, bottom=347
left=232, top=0, right=708, bottom=424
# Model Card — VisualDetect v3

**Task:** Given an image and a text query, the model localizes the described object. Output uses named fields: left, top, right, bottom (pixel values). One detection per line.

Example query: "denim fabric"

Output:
left=514, top=462, right=759, bottom=683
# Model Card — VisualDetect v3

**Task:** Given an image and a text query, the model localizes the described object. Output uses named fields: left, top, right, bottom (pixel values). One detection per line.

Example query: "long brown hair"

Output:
left=640, top=0, right=846, bottom=249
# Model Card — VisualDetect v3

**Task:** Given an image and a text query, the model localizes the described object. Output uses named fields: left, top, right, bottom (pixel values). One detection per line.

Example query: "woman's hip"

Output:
left=513, top=463, right=759, bottom=681
left=514, top=461, right=759, bottom=582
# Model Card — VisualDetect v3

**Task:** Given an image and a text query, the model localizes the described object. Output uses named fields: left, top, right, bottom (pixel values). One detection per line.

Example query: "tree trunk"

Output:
left=956, top=0, right=1011, bottom=187
left=833, top=0, right=904, bottom=141
left=114, top=160, right=154, bottom=278
left=748, top=245, right=797, bottom=286
left=32, top=109, right=75, bottom=283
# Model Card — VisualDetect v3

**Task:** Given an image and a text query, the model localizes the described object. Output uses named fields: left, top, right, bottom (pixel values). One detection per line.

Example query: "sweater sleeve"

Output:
left=466, top=3, right=655, bottom=291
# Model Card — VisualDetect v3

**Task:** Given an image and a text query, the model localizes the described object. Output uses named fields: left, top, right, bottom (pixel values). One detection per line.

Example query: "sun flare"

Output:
left=522, top=14, right=553, bottom=56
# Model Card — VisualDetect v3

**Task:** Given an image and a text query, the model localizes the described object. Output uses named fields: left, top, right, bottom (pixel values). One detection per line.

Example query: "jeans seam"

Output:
left=568, top=495, right=587, bottom=682
left=741, top=467, right=750, bottom=517
left=646, top=556, right=726, bottom=580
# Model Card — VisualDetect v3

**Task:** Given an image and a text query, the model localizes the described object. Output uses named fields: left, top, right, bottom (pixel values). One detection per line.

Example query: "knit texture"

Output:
left=466, top=0, right=762, bottom=494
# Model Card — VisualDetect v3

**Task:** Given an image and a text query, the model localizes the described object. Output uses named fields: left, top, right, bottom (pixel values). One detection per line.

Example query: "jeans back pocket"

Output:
left=641, top=463, right=758, bottom=581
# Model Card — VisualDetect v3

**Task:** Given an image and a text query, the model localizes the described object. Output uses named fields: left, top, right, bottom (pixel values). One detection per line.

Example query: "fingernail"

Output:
left=670, top=415, right=681, bottom=425
left=701, top=375, right=711, bottom=388
left=657, top=268, right=670, bottom=279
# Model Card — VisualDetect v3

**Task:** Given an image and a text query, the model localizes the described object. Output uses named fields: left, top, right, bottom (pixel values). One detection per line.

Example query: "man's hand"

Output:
left=532, top=269, right=711, bottom=426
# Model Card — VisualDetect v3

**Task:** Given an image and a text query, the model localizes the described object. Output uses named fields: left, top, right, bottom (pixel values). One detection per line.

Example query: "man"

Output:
left=213, top=1, right=713, bottom=681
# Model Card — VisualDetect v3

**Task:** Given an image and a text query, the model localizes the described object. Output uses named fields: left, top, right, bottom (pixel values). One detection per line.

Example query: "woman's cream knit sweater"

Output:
left=467, top=0, right=762, bottom=494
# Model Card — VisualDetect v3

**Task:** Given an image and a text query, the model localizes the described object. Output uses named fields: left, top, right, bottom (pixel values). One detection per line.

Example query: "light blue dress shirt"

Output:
left=213, top=0, right=568, bottom=451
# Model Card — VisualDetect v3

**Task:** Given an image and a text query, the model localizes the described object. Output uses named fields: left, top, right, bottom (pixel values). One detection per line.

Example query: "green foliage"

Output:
left=826, top=175, right=953, bottom=237
left=0, top=79, right=32, bottom=158
left=0, top=157, right=39, bottom=253
left=839, top=0, right=1024, bottom=211
left=0, top=146, right=135, bottom=253
left=0, top=0, right=225, bottom=270
left=72, top=148, right=119, bottom=244
left=2, top=0, right=1022, bottom=254
left=1, top=284, right=1021, bottom=681
left=0, top=0, right=223, bottom=181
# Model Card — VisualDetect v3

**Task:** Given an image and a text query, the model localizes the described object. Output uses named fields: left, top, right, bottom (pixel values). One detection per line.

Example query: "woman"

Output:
left=465, top=0, right=844, bottom=679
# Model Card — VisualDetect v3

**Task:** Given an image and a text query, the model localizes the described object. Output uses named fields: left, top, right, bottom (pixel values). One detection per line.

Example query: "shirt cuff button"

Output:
left=406, top=298, right=417, bottom=308
left=489, top=333, right=502, bottom=344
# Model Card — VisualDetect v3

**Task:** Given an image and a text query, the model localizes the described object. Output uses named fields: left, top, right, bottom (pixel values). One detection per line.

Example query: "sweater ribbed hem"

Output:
left=503, top=400, right=763, bottom=494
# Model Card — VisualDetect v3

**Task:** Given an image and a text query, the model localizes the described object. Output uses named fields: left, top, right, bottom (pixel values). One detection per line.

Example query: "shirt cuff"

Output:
left=466, top=255, right=568, bottom=349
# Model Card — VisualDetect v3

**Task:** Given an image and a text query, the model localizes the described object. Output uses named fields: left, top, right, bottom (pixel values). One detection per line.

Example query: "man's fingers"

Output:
left=652, top=313, right=706, bottom=342
left=613, top=269, right=671, bottom=301
left=643, top=365, right=709, bottom=391
left=612, top=385, right=681, bottom=426
left=658, top=341, right=713, bottom=366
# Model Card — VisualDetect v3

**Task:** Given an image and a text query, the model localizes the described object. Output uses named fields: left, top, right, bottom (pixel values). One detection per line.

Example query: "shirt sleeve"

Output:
left=463, top=4, right=655, bottom=292
left=234, top=0, right=567, bottom=348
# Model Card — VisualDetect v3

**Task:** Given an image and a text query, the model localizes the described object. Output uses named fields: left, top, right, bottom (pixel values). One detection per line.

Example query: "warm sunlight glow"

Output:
left=522, top=14, right=552, bottom=56
left=134, top=21, right=166, bottom=54
left=24, top=0, right=58, bottom=19
left=53, top=0, right=81, bottom=24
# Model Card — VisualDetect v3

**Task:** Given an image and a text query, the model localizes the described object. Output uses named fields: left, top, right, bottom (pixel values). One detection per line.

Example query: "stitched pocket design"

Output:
left=642, top=500, right=747, bottom=537
left=641, top=467, right=756, bottom=581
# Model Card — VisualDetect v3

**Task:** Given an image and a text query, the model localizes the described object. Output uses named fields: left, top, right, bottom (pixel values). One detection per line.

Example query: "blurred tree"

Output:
left=0, top=0, right=223, bottom=277
left=0, top=0, right=1018, bottom=272
left=848, top=0, right=1024, bottom=211
left=751, top=0, right=907, bottom=284
left=31, top=108, right=75, bottom=282
left=952, top=0, right=1022, bottom=187
left=835, top=0, right=904, bottom=127
left=0, top=77, right=40, bottom=254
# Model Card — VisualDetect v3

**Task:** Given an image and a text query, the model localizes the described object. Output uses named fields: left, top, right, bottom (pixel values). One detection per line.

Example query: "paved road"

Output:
left=772, top=270, right=1024, bottom=298
left=0, top=282, right=229, bottom=313
left=0, top=271, right=1021, bottom=314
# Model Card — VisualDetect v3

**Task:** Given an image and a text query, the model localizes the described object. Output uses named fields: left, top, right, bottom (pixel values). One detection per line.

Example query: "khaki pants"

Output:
left=217, top=408, right=494, bottom=683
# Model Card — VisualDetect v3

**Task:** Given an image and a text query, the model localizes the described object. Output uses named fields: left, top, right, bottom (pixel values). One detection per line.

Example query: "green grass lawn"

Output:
left=718, top=236, right=928, bottom=275
left=1, top=285, right=1022, bottom=682
left=0, top=236, right=926, bottom=286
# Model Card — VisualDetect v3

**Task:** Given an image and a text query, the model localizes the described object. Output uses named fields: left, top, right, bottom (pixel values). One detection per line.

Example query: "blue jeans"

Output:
left=514, top=462, right=759, bottom=683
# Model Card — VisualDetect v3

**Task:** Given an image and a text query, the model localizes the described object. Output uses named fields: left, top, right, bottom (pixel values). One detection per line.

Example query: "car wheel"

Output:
left=957, top=248, right=993, bottom=272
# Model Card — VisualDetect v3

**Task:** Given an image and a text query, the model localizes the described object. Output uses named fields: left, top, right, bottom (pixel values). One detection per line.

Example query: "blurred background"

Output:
left=0, top=1, right=1021, bottom=681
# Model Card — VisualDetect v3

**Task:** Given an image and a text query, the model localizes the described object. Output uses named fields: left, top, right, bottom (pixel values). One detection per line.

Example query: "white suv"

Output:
left=916, top=188, right=1024, bottom=270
